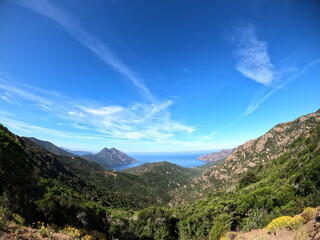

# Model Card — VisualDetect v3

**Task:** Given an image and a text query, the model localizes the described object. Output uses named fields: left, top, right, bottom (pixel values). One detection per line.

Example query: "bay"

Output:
left=112, top=151, right=212, bottom=171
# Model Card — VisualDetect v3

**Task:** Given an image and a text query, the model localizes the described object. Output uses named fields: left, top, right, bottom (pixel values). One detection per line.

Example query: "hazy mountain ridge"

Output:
left=61, top=147, right=93, bottom=156
left=83, top=147, right=137, bottom=167
left=172, top=110, right=320, bottom=204
left=28, top=137, right=136, bottom=168
left=28, top=137, right=76, bottom=158
left=197, top=148, right=235, bottom=162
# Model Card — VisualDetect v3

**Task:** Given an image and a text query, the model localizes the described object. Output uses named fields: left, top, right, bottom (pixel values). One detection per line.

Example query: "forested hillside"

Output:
left=1, top=111, right=320, bottom=239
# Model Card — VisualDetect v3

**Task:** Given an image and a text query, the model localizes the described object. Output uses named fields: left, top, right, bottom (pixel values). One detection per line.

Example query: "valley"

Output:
left=1, top=110, right=320, bottom=239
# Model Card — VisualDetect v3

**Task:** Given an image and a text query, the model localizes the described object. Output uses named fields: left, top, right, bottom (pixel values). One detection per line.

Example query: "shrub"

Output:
left=0, top=206, right=8, bottom=230
left=289, top=216, right=303, bottom=230
left=34, top=221, right=51, bottom=238
left=266, top=216, right=293, bottom=233
left=64, top=226, right=83, bottom=238
left=266, top=215, right=304, bottom=233
left=81, top=234, right=95, bottom=240
left=301, top=207, right=316, bottom=222
left=209, top=214, right=231, bottom=240
left=12, top=213, right=25, bottom=226
left=219, top=231, right=237, bottom=240
left=241, top=208, right=270, bottom=231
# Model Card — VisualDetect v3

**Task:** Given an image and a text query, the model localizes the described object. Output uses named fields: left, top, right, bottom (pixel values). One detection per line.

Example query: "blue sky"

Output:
left=0, top=0, right=319, bottom=152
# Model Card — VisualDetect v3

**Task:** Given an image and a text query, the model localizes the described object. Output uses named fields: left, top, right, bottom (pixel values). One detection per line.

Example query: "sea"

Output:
left=112, top=151, right=212, bottom=171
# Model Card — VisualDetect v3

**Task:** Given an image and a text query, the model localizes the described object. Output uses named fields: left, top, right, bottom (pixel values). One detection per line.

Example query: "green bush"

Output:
left=301, top=207, right=316, bottom=222
left=241, top=208, right=269, bottom=231
left=12, top=213, right=25, bottom=226
left=0, top=206, right=8, bottom=230
left=209, top=214, right=231, bottom=240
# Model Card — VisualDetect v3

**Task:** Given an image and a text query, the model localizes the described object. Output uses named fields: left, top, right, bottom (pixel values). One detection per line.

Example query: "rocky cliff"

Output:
left=197, top=148, right=235, bottom=162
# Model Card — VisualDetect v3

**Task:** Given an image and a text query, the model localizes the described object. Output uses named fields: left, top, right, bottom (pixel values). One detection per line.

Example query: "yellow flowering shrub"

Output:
left=301, top=207, right=316, bottom=222
left=266, top=216, right=293, bottom=233
left=266, top=215, right=304, bottom=233
left=34, top=221, right=51, bottom=237
left=81, top=234, right=95, bottom=240
left=64, top=226, right=83, bottom=238
left=12, top=213, right=25, bottom=226
left=289, top=216, right=303, bottom=230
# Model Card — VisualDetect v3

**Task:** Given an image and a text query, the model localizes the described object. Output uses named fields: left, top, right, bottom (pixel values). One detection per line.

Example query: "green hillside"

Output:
left=28, top=137, right=77, bottom=158
left=103, top=121, right=320, bottom=240
left=0, top=124, right=171, bottom=230
left=1, top=111, right=320, bottom=239
left=124, top=161, right=201, bottom=192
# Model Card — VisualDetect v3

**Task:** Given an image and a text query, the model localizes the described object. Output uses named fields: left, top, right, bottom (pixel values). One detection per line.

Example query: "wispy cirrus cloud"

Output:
left=229, top=23, right=320, bottom=118
left=244, top=58, right=320, bottom=115
left=0, top=73, right=194, bottom=143
left=232, top=23, right=274, bottom=86
left=16, top=0, right=154, bottom=101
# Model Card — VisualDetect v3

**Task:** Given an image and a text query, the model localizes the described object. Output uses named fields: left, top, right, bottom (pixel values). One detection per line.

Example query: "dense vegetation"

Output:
left=124, top=161, right=201, bottom=192
left=1, top=113, right=320, bottom=239
left=28, top=137, right=77, bottom=158
left=0, top=124, right=169, bottom=232
left=103, top=123, right=320, bottom=239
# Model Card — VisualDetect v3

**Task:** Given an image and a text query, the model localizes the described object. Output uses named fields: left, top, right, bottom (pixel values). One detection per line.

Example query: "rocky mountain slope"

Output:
left=168, top=121, right=320, bottom=239
left=83, top=147, right=136, bottom=167
left=172, top=110, right=320, bottom=204
left=28, top=137, right=76, bottom=157
left=197, top=148, right=235, bottom=162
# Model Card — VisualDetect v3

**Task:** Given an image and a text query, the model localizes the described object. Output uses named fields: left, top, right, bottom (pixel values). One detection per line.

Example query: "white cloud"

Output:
left=0, top=116, right=103, bottom=139
left=244, top=58, right=320, bottom=115
left=17, top=0, right=154, bottom=100
left=230, top=23, right=320, bottom=116
left=82, top=106, right=124, bottom=116
left=0, top=73, right=195, bottom=143
left=1, top=95, right=13, bottom=104
left=233, top=24, right=274, bottom=86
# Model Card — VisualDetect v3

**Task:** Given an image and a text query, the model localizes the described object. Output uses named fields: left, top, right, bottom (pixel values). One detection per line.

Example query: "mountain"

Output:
left=172, top=110, right=320, bottom=204
left=169, top=120, right=320, bottom=239
left=83, top=147, right=136, bottom=167
left=197, top=148, right=235, bottom=162
left=124, top=161, right=201, bottom=192
left=61, top=147, right=93, bottom=156
left=28, top=137, right=76, bottom=157
left=1, top=110, right=320, bottom=240
left=0, top=124, right=178, bottom=228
